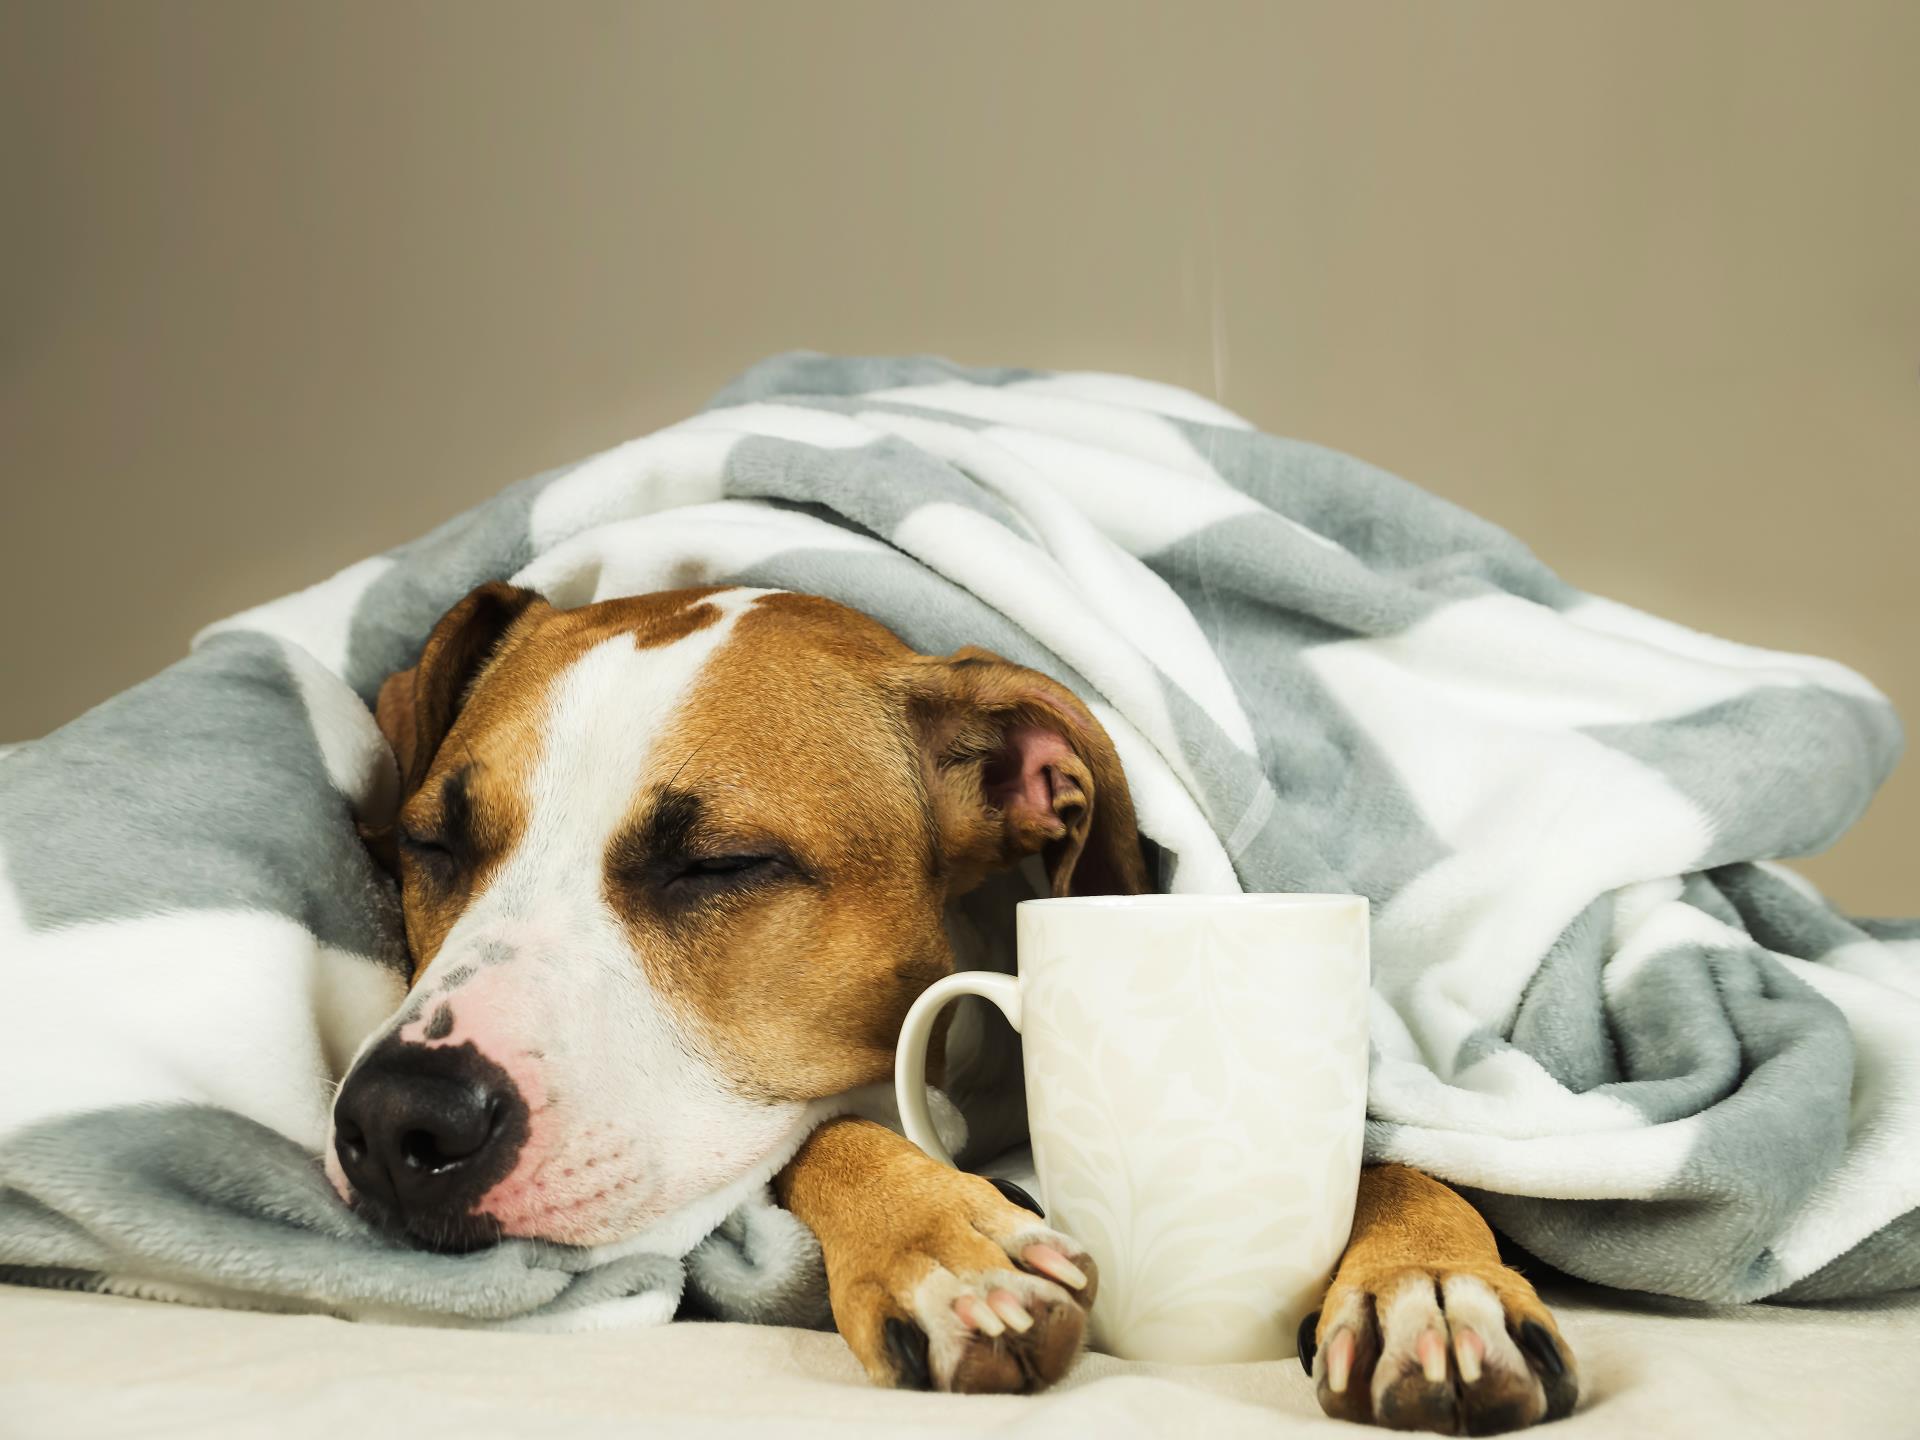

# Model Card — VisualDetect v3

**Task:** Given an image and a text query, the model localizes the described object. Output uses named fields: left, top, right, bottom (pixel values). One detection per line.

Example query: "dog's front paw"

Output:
left=1303, top=1263, right=1577, bottom=1433
left=831, top=1173, right=1098, bottom=1394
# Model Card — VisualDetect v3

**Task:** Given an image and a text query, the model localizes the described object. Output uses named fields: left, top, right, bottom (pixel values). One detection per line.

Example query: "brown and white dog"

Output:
left=329, top=582, right=1578, bottom=1431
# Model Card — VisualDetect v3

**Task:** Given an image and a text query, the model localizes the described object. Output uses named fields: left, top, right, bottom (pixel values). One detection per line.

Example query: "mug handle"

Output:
left=894, top=971, right=1022, bottom=1167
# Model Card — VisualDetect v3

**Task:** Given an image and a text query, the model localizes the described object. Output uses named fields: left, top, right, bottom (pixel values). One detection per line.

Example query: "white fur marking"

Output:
left=400, top=589, right=812, bottom=1242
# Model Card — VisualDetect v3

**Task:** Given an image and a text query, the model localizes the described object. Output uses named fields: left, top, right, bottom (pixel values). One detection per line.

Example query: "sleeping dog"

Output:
left=330, top=582, right=1578, bottom=1432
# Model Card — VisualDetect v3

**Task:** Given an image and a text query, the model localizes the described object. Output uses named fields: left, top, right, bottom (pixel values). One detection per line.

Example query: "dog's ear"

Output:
left=374, top=581, right=547, bottom=801
left=902, top=646, right=1148, bottom=898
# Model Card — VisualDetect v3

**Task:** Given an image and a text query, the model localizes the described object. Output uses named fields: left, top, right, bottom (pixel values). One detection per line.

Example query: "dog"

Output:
left=329, top=581, right=1578, bottom=1431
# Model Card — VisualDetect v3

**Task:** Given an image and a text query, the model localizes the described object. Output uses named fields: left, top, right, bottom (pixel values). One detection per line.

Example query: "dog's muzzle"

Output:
left=332, top=1038, right=530, bottom=1251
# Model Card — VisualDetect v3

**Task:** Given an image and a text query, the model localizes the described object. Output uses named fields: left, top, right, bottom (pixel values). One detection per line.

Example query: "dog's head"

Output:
left=327, top=584, right=1144, bottom=1251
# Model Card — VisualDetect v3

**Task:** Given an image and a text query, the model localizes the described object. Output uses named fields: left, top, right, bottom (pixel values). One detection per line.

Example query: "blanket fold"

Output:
left=2, top=352, right=1914, bottom=1323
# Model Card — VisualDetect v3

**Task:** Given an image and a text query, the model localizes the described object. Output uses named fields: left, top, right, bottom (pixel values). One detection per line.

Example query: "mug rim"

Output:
left=1019, top=891, right=1366, bottom=911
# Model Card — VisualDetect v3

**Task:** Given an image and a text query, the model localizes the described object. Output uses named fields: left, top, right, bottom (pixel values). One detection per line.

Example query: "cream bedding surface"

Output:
left=4, top=1279, right=1916, bottom=1439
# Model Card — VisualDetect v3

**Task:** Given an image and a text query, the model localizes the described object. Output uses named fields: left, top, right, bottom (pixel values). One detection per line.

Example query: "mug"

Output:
left=894, top=893, right=1370, bottom=1365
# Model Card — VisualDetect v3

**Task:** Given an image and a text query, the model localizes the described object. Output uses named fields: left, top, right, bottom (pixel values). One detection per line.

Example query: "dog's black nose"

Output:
left=332, top=1039, right=527, bottom=1249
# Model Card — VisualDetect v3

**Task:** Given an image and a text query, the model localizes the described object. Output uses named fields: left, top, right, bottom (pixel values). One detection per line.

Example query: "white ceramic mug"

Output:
left=895, top=893, right=1370, bottom=1364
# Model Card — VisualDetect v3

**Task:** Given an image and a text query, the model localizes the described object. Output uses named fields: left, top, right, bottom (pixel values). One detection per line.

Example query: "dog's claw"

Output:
left=1021, top=1242, right=1087, bottom=1290
left=988, top=1289, right=1034, bottom=1333
left=1297, top=1308, right=1321, bottom=1375
left=955, top=1294, right=1004, bottom=1337
left=1417, top=1326, right=1448, bottom=1383
left=883, top=1317, right=933, bottom=1391
left=1518, top=1318, right=1580, bottom=1420
left=1517, top=1320, right=1565, bottom=1379
left=988, top=1178, right=1044, bottom=1217
left=1455, top=1327, right=1485, bottom=1384
left=1326, top=1326, right=1356, bottom=1394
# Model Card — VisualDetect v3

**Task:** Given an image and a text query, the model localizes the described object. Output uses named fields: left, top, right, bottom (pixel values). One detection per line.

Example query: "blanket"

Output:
left=1, top=353, right=1916, bottom=1326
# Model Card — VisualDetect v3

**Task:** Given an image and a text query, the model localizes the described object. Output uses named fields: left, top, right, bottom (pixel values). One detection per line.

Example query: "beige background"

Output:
left=4, top=1, right=1915, bottom=912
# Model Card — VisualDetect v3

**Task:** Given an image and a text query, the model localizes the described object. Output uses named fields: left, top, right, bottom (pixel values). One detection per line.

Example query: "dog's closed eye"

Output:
left=396, top=768, right=483, bottom=884
left=626, top=849, right=817, bottom=914
left=673, top=854, right=776, bottom=879
left=396, top=827, right=464, bottom=882
left=606, top=788, right=815, bottom=913
left=665, top=854, right=790, bottom=890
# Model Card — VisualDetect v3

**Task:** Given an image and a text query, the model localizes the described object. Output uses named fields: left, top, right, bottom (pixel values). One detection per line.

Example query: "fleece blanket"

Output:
left=1, top=354, right=1916, bottom=1328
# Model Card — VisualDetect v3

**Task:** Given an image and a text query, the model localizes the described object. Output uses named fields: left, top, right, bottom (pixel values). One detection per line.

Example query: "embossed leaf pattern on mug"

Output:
left=1020, top=907, right=1369, bottom=1364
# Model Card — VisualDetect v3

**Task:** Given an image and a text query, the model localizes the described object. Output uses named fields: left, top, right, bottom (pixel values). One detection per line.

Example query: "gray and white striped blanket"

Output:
left=2, top=354, right=1915, bottom=1326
